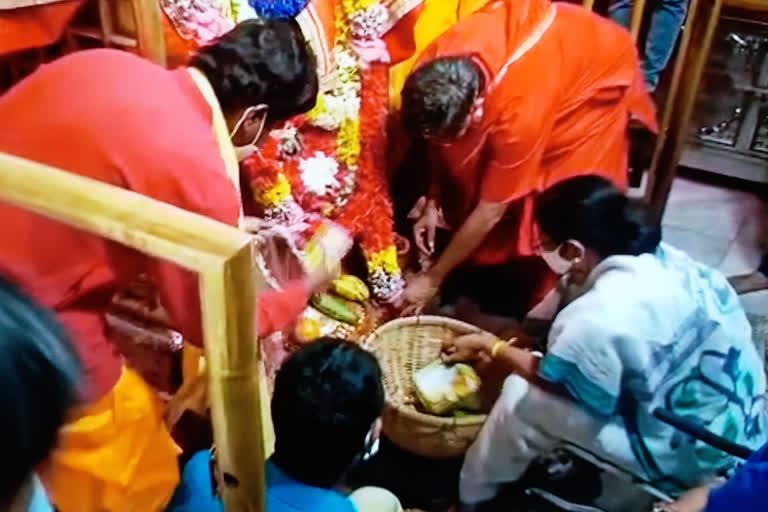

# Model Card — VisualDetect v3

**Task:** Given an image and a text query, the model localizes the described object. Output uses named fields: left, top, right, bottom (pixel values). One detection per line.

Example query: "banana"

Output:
left=331, top=274, right=370, bottom=302
left=311, top=293, right=360, bottom=325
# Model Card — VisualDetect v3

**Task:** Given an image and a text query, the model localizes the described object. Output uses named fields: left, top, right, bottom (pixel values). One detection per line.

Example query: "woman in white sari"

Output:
left=442, top=176, right=767, bottom=510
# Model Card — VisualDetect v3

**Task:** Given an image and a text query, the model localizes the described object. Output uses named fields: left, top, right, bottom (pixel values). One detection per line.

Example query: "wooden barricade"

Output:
left=0, top=152, right=270, bottom=512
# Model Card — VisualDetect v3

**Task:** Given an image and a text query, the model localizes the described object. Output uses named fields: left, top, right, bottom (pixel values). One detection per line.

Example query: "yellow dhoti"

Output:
left=44, top=367, right=181, bottom=512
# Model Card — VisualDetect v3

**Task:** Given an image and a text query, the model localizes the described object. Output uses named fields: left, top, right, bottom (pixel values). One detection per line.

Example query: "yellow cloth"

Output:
left=388, top=0, right=490, bottom=109
left=44, top=367, right=181, bottom=512
left=186, top=66, right=244, bottom=227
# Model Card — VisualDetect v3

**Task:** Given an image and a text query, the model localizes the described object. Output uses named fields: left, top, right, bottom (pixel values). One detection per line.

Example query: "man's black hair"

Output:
left=271, top=338, right=384, bottom=488
left=190, top=18, right=318, bottom=120
left=401, top=56, right=483, bottom=138
left=0, top=276, right=81, bottom=506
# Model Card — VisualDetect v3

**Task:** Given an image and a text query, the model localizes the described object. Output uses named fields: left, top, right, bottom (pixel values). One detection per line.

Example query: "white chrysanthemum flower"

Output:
left=350, top=3, right=389, bottom=40
left=299, top=152, right=340, bottom=196
left=334, top=47, right=358, bottom=71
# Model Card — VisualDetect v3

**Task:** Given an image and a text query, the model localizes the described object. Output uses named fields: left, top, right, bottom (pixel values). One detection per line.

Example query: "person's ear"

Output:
left=242, top=105, right=268, bottom=133
left=470, top=96, right=485, bottom=123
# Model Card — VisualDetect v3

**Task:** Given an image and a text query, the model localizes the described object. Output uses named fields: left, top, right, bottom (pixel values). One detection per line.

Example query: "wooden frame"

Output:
left=0, top=152, right=272, bottom=512
left=648, top=0, right=724, bottom=218
left=579, top=0, right=725, bottom=220
left=66, top=0, right=167, bottom=66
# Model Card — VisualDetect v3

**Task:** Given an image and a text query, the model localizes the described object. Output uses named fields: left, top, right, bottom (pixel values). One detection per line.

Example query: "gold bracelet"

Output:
left=490, top=340, right=507, bottom=358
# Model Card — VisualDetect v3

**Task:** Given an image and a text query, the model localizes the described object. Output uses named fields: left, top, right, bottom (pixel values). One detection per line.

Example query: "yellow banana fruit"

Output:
left=331, top=274, right=370, bottom=302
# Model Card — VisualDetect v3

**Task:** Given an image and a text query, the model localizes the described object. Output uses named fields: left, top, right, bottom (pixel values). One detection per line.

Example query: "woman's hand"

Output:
left=402, top=272, right=441, bottom=315
left=413, top=199, right=442, bottom=256
left=652, top=485, right=711, bottom=512
left=441, top=332, right=496, bottom=364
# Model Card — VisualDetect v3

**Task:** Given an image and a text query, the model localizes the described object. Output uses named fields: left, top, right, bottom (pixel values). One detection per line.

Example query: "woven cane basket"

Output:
left=365, top=316, right=489, bottom=458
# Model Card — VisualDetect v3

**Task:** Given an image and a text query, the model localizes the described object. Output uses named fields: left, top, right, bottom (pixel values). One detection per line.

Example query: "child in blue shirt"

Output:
left=168, top=338, right=403, bottom=512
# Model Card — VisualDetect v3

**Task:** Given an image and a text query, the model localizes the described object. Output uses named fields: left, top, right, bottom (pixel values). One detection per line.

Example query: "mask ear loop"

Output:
left=230, top=105, right=269, bottom=144
left=565, top=239, right=586, bottom=266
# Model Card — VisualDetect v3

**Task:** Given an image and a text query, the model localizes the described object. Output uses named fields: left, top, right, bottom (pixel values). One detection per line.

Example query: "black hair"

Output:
left=401, top=57, right=483, bottom=138
left=534, top=176, right=661, bottom=258
left=271, top=338, right=384, bottom=488
left=0, top=276, right=81, bottom=506
left=190, top=18, right=318, bottom=120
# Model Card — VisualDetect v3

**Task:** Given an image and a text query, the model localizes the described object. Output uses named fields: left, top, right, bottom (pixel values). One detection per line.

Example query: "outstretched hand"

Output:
left=402, top=272, right=441, bottom=315
left=441, top=332, right=496, bottom=364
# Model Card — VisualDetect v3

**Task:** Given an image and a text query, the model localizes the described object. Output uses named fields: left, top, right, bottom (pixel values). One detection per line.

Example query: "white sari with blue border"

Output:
left=539, top=243, right=767, bottom=489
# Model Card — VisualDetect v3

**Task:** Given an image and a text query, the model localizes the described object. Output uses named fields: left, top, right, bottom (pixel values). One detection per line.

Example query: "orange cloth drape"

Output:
left=44, top=367, right=181, bottom=512
left=0, top=1, right=83, bottom=55
left=418, top=0, right=657, bottom=266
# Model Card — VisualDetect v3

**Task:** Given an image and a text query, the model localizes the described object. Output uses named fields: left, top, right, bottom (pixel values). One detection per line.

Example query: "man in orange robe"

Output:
left=400, top=0, right=657, bottom=317
left=0, top=19, right=317, bottom=511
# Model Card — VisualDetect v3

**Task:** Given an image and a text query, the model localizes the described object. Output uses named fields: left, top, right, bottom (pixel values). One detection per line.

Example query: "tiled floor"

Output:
left=662, top=172, right=768, bottom=315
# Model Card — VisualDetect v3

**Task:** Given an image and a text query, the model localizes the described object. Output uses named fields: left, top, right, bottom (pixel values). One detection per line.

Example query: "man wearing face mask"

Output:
left=398, top=0, right=657, bottom=318
left=441, top=176, right=767, bottom=511
left=0, top=18, right=317, bottom=512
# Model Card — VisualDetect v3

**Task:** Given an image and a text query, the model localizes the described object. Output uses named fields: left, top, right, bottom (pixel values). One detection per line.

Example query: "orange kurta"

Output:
left=418, top=0, right=657, bottom=266
left=0, top=49, right=244, bottom=510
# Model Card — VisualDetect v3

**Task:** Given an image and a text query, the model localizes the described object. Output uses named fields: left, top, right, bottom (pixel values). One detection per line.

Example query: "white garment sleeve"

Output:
left=540, top=299, right=625, bottom=417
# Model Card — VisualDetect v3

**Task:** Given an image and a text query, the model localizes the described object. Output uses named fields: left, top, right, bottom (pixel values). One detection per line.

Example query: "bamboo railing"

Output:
left=0, top=152, right=270, bottom=512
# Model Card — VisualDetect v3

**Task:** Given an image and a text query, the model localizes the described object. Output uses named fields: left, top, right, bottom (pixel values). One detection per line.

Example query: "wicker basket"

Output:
left=365, top=316, right=489, bottom=458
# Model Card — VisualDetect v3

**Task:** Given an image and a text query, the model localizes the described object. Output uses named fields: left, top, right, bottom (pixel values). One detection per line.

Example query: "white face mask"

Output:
left=230, top=104, right=268, bottom=162
left=540, top=240, right=585, bottom=275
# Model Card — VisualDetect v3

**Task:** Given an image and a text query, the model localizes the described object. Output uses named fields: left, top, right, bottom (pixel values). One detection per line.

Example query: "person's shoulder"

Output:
left=265, top=461, right=357, bottom=512
left=42, top=49, right=160, bottom=78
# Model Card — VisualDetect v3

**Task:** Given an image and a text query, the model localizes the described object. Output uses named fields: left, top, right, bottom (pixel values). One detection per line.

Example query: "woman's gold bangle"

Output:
left=490, top=340, right=507, bottom=358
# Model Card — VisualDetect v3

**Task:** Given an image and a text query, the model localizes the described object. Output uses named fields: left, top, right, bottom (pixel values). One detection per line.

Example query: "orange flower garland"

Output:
left=242, top=0, right=404, bottom=302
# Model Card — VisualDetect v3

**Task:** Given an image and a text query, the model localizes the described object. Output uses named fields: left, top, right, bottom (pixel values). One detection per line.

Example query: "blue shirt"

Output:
left=28, top=476, right=53, bottom=512
left=167, top=450, right=357, bottom=512
left=705, top=442, right=768, bottom=512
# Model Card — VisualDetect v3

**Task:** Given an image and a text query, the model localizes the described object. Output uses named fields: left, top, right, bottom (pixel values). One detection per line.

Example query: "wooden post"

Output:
left=630, top=0, right=647, bottom=41
left=200, top=246, right=269, bottom=511
left=582, top=0, right=596, bottom=12
left=0, top=152, right=268, bottom=512
left=130, top=0, right=167, bottom=65
left=648, top=0, right=723, bottom=219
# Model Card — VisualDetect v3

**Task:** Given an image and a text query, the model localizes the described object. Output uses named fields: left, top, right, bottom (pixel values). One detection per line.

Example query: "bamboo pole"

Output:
left=98, top=0, right=116, bottom=48
left=200, top=245, right=268, bottom=511
left=644, top=0, right=702, bottom=205
left=648, top=0, right=723, bottom=218
left=0, top=153, right=240, bottom=267
left=130, top=0, right=167, bottom=65
left=0, top=152, right=268, bottom=511
left=630, top=0, right=647, bottom=41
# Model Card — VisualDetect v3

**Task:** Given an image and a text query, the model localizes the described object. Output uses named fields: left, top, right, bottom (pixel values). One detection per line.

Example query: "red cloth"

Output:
left=0, top=50, right=245, bottom=401
left=256, top=281, right=308, bottom=337
left=0, top=1, right=83, bottom=55
left=418, top=1, right=657, bottom=266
